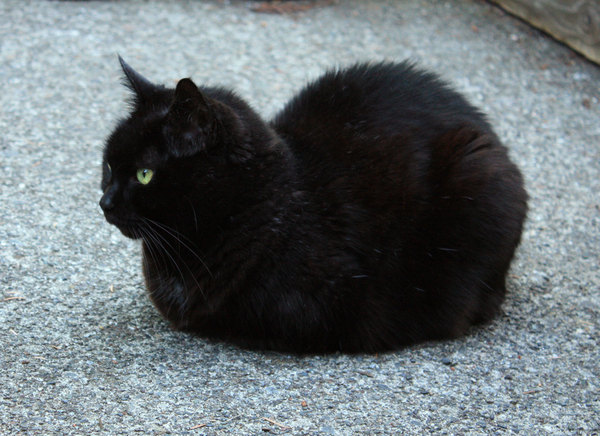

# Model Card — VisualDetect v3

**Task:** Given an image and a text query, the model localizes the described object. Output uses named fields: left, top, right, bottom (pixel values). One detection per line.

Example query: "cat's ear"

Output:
left=164, top=78, right=213, bottom=157
left=170, top=78, right=211, bottom=125
left=118, top=55, right=156, bottom=104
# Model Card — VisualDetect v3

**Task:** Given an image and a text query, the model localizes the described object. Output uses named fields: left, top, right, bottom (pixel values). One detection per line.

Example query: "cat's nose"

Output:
left=100, top=182, right=120, bottom=212
left=99, top=191, right=115, bottom=211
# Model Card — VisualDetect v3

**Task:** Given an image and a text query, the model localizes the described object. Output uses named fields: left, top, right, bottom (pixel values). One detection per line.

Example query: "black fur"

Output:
left=100, top=59, right=527, bottom=353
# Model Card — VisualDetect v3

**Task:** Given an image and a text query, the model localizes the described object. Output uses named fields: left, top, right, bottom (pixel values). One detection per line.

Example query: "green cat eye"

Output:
left=136, top=168, right=154, bottom=185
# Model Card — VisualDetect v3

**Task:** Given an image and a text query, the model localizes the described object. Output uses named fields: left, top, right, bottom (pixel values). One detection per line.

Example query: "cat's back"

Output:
left=271, top=61, right=491, bottom=156
left=269, top=61, right=508, bottom=219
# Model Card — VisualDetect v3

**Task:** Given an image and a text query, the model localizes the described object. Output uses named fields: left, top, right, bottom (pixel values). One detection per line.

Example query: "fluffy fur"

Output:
left=100, top=58, right=527, bottom=353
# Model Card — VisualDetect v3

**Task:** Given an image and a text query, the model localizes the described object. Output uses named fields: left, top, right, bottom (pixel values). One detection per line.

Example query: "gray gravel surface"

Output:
left=1, top=0, right=599, bottom=434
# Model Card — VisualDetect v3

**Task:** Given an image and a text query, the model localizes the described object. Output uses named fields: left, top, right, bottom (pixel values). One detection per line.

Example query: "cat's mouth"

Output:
left=103, top=212, right=143, bottom=240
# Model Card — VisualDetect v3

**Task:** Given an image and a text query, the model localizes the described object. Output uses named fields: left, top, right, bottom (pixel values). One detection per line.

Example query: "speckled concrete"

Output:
left=1, top=0, right=599, bottom=434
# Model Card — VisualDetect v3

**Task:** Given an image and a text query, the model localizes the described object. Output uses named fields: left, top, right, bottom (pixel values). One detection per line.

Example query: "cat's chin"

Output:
left=103, top=214, right=143, bottom=240
left=117, top=226, right=143, bottom=240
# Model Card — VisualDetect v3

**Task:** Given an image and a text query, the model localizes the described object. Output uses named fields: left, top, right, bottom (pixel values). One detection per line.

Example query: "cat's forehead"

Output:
left=104, top=115, right=166, bottom=165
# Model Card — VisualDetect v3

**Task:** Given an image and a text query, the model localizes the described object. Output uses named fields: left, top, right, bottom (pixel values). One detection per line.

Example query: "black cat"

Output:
left=100, top=57, right=527, bottom=353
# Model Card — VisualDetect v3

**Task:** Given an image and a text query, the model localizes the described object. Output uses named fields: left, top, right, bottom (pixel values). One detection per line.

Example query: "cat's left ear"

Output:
left=165, top=78, right=213, bottom=157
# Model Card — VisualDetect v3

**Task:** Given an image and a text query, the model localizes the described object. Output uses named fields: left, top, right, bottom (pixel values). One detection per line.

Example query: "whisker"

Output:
left=140, top=227, right=165, bottom=275
left=138, top=226, right=167, bottom=276
left=143, top=226, right=186, bottom=282
left=143, top=216, right=196, bottom=245
left=186, top=197, right=199, bottom=234
left=142, top=221, right=206, bottom=300
left=478, top=279, right=495, bottom=292
left=140, top=225, right=187, bottom=318
left=143, top=217, right=213, bottom=278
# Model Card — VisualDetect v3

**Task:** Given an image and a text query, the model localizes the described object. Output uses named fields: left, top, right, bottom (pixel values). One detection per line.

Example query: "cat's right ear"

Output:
left=118, top=55, right=156, bottom=105
left=164, top=78, right=214, bottom=157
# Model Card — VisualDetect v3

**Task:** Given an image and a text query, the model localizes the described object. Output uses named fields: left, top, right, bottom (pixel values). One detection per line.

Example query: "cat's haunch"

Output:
left=100, top=58, right=527, bottom=353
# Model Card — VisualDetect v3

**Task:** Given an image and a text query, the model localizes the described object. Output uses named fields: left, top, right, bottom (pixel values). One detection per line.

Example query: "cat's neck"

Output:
left=225, top=135, right=301, bottom=233
left=148, top=134, right=300, bottom=266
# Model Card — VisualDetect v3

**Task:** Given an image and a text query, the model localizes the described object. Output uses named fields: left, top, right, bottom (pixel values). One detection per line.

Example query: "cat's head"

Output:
left=100, top=57, right=275, bottom=240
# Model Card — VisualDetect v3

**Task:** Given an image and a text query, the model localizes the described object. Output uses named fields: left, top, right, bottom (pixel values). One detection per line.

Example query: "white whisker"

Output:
left=139, top=225, right=185, bottom=318
left=142, top=217, right=213, bottom=278
left=141, top=219, right=207, bottom=300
